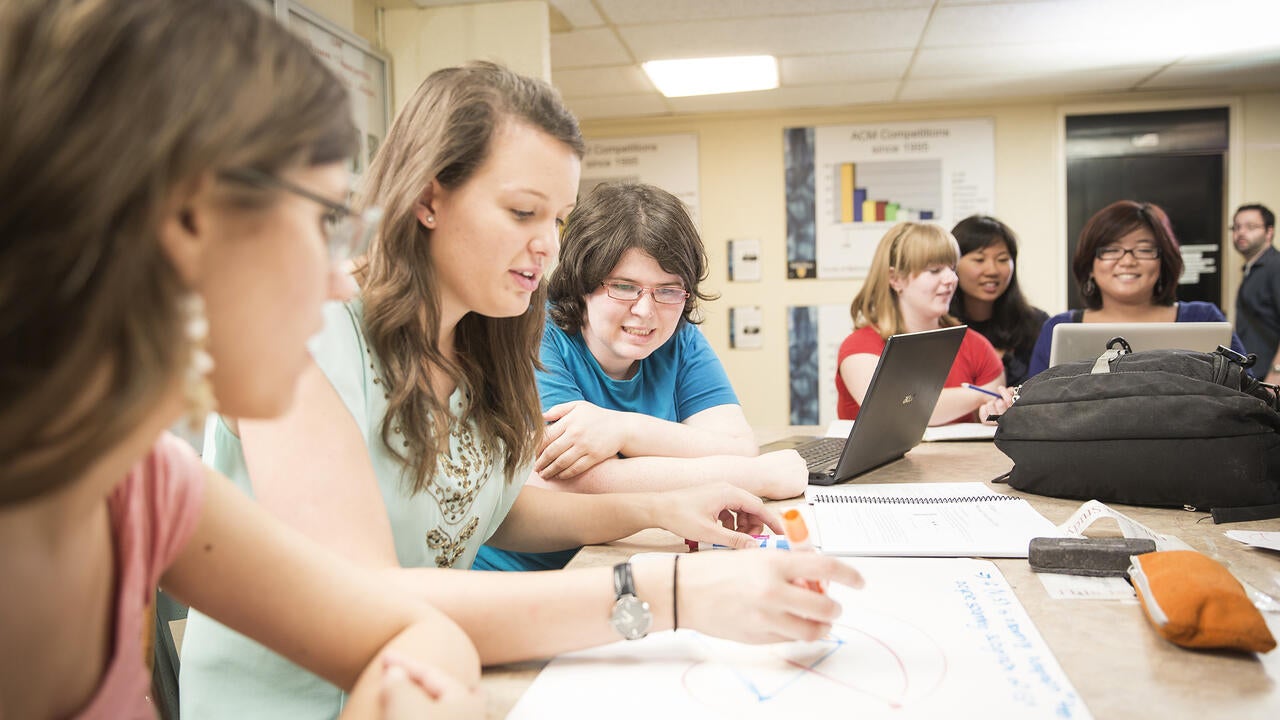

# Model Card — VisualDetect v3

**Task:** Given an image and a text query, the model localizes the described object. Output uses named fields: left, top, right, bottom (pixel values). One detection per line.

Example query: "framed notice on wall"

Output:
left=287, top=4, right=391, bottom=176
left=785, top=119, right=995, bottom=279
left=579, top=134, right=700, bottom=225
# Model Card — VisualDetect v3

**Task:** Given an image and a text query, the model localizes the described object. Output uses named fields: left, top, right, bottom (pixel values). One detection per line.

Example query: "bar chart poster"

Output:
left=786, top=119, right=994, bottom=279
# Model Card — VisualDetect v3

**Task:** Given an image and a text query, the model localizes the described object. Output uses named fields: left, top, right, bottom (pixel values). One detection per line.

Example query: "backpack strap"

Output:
left=1210, top=504, right=1280, bottom=523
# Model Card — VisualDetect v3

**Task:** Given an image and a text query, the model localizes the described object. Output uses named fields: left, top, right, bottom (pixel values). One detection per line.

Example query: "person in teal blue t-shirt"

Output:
left=475, top=183, right=806, bottom=572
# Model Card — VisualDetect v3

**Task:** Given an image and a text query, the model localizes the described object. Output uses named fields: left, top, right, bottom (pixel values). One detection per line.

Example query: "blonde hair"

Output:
left=0, top=0, right=355, bottom=504
left=355, top=61, right=584, bottom=492
left=849, top=222, right=961, bottom=340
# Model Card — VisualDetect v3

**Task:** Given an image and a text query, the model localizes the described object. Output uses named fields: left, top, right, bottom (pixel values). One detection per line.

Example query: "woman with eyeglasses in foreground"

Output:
left=474, top=182, right=807, bottom=573
left=179, top=63, right=863, bottom=719
left=0, top=0, right=481, bottom=717
left=1026, top=200, right=1246, bottom=379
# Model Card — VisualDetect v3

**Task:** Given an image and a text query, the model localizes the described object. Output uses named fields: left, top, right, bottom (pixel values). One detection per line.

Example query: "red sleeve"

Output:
left=955, top=329, right=1004, bottom=386
left=836, top=327, right=887, bottom=420
left=837, top=326, right=887, bottom=364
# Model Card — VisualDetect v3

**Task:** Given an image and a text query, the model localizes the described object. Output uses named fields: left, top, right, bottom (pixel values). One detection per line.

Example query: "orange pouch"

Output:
left=1129, top=550, right=1275, bottom=653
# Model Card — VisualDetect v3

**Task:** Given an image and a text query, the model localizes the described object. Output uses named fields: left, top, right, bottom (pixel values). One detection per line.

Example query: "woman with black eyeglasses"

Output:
left=1026, top=200, right=1246, bottom=378
left=474, top=182, right=807, bottom=573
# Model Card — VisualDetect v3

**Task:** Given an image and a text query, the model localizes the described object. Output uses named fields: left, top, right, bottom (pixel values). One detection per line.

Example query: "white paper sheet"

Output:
left=805, top=482, right=1062, bottom=557
left=509, top=558, right=1090, bottom=720
left=1225, top=530, right=1280, bottom=553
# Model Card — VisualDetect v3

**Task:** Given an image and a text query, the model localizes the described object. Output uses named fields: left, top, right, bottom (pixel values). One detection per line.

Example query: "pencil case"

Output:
left=1128, top=550, right=1275, bottom=653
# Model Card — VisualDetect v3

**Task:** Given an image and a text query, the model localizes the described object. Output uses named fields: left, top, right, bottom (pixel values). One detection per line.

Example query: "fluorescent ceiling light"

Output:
left=642, top=55, right=778, bottom=98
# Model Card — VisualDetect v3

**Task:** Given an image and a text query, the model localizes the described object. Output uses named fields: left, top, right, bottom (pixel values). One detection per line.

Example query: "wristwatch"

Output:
left=609, top=562, right=652, bottom=640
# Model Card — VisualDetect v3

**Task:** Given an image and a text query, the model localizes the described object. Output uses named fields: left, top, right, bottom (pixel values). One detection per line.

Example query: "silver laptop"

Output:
left=763, top=325, right=967, bottom=486
left=1048, top=322, right=1232, bottom=367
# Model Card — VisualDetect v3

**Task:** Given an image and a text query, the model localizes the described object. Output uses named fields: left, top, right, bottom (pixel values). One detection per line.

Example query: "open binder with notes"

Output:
left=805, top=482, right=1062, bottom=557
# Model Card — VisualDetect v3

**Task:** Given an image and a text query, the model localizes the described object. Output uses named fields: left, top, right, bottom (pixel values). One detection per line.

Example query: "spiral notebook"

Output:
left=804, top=482, right=1062, bottom=557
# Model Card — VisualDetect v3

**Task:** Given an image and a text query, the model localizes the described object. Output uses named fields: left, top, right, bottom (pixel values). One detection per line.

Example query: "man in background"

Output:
left=1233, top=203, right=1279, bottom=381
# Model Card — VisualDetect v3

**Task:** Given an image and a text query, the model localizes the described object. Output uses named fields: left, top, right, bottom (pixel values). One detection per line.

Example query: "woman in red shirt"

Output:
left=837, top=222, right=1007, bottom=424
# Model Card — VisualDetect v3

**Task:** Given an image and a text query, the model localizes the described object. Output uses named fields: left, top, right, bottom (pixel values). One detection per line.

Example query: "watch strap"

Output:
left=613, top=562, right=636, bottom=598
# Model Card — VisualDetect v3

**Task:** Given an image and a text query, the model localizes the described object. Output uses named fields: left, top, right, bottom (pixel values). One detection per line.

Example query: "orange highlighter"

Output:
left=782, top=508, right=827, bottom=594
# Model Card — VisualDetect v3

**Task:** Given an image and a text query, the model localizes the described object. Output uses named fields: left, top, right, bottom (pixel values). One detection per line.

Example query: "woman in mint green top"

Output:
left=179, top=61, right=864, bottom=720
left=180, top=299, right=521, bottom=717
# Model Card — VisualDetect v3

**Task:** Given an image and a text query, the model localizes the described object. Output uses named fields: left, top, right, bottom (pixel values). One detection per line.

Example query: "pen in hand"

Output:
left=960, top=382, right=1002, bottom=399
left=782, top=508, right=827, bottom=594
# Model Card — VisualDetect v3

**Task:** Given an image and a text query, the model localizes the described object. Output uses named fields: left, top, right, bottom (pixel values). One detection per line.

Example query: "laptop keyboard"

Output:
left=797, top=437, right=844, bottom=471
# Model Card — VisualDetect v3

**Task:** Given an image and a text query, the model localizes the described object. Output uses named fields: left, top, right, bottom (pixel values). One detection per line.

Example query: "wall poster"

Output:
left=788, top=304, right=852, bottom=427
left=579, top=134, right=700, bottom=224
left=289, top=5, right=391, bottom=176
left=785, top=119, right=995, bottom=279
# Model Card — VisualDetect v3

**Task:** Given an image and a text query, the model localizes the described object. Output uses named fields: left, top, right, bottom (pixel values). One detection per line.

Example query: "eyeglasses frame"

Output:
left=599, top=280, right=690, bottom=305
left=219, top=167, right=381, bottom=261
left=1094, top=245, right=1160, bottom=262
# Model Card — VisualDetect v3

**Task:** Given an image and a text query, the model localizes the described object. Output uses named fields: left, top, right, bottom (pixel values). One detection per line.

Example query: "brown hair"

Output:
left=1073, top=200, right=1182, bottom=310
left=355, top=61, right=584, bottom=492
left=548, top=182, right=713, bottom=332
left=0, top=0, right=355, bottom=504
left=849, top=222, right=961, bottom=340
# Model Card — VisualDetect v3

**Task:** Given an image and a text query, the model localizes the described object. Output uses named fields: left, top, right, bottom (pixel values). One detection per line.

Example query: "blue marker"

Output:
left=961, top=382, right=1002, bottom=400
left=685, top=535, right=790, bottom=551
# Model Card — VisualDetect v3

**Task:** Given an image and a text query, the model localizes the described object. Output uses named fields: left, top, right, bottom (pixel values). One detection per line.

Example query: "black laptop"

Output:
left=765, top=325, right=967, bottom=485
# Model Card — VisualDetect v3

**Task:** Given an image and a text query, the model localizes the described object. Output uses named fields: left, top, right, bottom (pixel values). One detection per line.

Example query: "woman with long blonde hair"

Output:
left=181, top=61, right=864, bottom=719
left=837, top=222, right=1005, bottom=424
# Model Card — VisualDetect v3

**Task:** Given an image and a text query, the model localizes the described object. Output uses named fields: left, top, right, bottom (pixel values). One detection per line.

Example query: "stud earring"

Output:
left=180, top=293, right=216, bottom=429
left=426, top=215, right=435, bottom=224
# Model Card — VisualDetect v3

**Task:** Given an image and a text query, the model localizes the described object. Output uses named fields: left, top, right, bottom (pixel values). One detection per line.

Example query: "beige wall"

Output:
left=383, top=1, right=550, bottom=113
left=581, top=90, right=1280, bottom=427
left=295, top=0, right=1278, bottom=427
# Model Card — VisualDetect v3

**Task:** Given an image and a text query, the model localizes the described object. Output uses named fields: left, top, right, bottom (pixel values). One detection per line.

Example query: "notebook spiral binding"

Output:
left=811, top=494, right=1021, bottom=504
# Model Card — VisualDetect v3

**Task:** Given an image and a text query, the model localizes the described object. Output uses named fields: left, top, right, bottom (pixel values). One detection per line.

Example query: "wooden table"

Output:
left=482, top=435, right=1280, bottom=719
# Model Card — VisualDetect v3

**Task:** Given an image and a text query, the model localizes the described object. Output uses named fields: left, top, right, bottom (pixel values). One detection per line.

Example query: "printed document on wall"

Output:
left=797, top=119, right=994, bottom=279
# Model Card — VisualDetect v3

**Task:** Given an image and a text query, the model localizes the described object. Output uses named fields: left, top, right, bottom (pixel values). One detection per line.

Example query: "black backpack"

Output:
left=993, top=342, right=1280, bottom=520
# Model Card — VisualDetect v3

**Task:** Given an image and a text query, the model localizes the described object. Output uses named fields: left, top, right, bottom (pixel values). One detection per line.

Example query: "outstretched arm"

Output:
left=384, top=548, right=866, bottom=665
left=162, top=471, right=481, bottom=717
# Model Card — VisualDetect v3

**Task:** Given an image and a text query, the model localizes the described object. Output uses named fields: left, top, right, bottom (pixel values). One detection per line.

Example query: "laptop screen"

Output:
left=1048, top=322, right=1232, bottom=367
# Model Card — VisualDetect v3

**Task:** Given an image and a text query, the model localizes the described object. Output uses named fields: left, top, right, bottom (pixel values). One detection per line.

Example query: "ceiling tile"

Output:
left=552, top=65, right=654, bottom=97
left=1141, top=60, right=1280, bottom=90
left=898, top=68, right=1157, bottom=102
left=595, top=0, right=931, bottom=25
left=619, top=9, right=930, bottom=60
left=547, top=0, right=603, bottom=28
left=782, top=51, right=913, bottom=85
left=911, top=43, right=1176, bottom=78
left=666, top=81, right=900, bottom=114
left=563, top=93, right=671, bottom=120
left=551, top=27, right=632, bottom=68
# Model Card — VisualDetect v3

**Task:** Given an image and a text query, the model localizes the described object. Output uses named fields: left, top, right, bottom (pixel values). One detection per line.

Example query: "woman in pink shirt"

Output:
left=0, top=0, right=478, bottom=717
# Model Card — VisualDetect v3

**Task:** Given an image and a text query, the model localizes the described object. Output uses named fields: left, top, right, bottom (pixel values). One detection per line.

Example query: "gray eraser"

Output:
left=1028, top=536, right=1158, bottom=577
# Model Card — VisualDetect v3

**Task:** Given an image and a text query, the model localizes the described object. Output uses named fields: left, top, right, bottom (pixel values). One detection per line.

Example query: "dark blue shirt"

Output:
left=1236, top=245, right=1280, bottom=376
